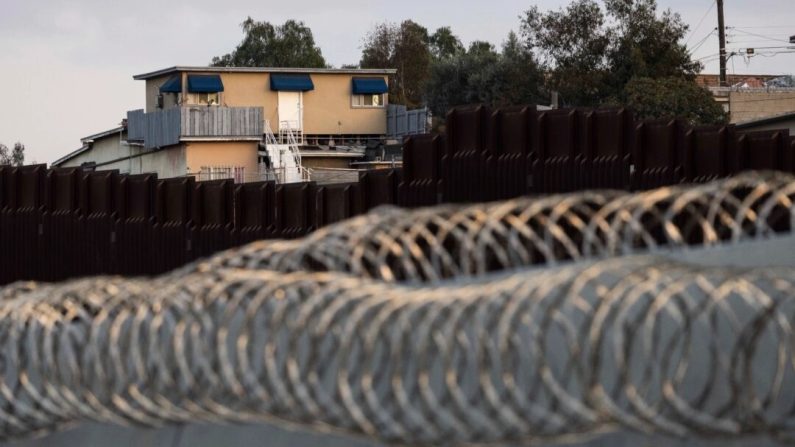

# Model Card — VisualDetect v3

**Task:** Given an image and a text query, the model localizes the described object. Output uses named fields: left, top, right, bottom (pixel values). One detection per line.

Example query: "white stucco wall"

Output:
left=59, top=130, right=130, bottom=168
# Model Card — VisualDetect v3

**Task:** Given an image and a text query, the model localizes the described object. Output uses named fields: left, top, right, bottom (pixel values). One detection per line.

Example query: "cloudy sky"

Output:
left=1, top=0, right=793, bottom=164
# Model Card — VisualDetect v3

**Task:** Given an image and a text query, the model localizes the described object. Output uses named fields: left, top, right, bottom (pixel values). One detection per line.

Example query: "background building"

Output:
left=53, top=66, right=399, bottom=184
left=697, top=74, right=795, bottom=123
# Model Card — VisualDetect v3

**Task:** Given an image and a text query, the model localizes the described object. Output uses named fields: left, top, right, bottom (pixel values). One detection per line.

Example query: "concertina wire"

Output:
left=0, top=171, right=794, bottom=444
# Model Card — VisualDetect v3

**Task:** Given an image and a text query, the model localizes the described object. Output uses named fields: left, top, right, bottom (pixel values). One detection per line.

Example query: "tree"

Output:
left=521, top=0, right=700, bottom=107
left=425, top=35, right=545, bottom=116
left=604, top=0, right=699, bottom=94
left=429, top=27, right=464, bottom=60
left=0, top=144, right=10, bottom=165
left=211, top=18, right=326, bottom=68
left=521, top=0, right=611, bottom=107
left=360, top=20, right=431, bottom=107
left=12, top=142, right=24, bottom=167
left=493, top=32, right=545, bottom=107
left=0, top=142, right=26, bottom=166
left=623, top=77, right=727, bottom=125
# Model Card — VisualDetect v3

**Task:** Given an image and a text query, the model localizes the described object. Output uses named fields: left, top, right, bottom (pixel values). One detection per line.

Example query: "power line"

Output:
left=729, top=28, right=792, bottom=44
left=729, top=33, right=794, bottom=37
left=728, top=40, right=791, bottom=45
left=685, top=0, right=717, bottom=45
left=688, top=29, right=717, bottom=54
left=731, top=26, right=795, bottom=29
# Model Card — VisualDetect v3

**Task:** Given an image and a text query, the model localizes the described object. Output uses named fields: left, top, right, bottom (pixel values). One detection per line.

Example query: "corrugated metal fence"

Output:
left=1, top=103, right=793, bottom=284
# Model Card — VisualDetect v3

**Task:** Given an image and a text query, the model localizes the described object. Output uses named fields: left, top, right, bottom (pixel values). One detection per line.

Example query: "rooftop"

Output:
left=695, top=73, right=782, bottom=88
left=735, top=111, right=795, bottom=129
left=81, top=126, right=125, bottom=143
left=51, top=126, right=125, bottom=167
left=133, top=66, right=397, bottom=81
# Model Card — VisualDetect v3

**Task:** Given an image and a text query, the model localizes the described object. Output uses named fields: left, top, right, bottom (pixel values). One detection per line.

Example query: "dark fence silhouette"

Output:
left=399, top=104, right=794, bottom=204
left=1, top=104, right=793, bottom=284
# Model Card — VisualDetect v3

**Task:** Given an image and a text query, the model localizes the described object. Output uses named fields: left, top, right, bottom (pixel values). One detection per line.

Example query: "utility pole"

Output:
left=717, top=0, right=727, bottom=87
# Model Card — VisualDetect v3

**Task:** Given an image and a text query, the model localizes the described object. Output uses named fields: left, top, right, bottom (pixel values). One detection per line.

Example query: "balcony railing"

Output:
left=127, top=106, right=264, bottom=150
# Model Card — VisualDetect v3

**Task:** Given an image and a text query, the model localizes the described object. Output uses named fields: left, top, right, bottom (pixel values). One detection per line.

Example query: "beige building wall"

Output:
left=730, top=91, right=795, bottom=123
left=185, top=141, right=259, bottom=181
left=302, top=74, right=388, bottom=135
left=144, top=72, right=388, bottom=135
left=217, top=73, right=278, bottom=129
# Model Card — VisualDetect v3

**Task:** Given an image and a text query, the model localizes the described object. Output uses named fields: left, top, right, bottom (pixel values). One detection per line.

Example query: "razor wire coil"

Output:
left=0, top=173, right=794, bottom=444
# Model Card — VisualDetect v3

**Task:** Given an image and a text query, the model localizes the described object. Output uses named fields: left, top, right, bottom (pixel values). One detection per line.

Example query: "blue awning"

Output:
left=187, top=75, right=224, bottom=93
left=270, top=74, right=314, bottom=91
left=352, top=77, right=389, bottom=94
left=159, top=76, right=182, bottom=93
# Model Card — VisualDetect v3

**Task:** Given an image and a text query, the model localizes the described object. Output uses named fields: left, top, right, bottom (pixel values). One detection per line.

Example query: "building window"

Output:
left=352, top=93, right=385, bottom=108
left=188, top=92, right=220, bottom=106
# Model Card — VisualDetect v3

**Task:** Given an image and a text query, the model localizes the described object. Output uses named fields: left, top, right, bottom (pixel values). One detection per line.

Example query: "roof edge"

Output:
left=81, top=126, right=125, bottom=143
left=735, top=112, right=795, bottom=128
left=134, top=66, right=397, bottom=80
left=51, top=145, right=90, bottom=167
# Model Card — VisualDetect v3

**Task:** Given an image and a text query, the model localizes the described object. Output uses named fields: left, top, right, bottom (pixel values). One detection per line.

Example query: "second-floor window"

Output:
left=188, top=92, right=220, bottom=106
left=352, top=93, right=385, bottom=108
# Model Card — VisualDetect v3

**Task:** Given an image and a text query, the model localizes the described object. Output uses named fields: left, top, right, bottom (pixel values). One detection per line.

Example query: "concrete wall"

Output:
left=185, top=141, right=259, bottom=180
left=309, top=169, right=360, bottom=184
left=730, top=90, right=795, bottom=123
left=145, top=72, right=389, bottom=135
left=139, top=145, right=187, bottom=178
left=59, top=130, right=194, bottom=179
left=302, top=156, right=356, bottom=170
left=92, top=146, right=186, bottom=177
left=145, top=74, right=179, bottom=113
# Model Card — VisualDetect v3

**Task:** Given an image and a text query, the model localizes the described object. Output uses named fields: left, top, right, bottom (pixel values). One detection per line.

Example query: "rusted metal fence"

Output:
left=1, top=104, right=794, bottom=284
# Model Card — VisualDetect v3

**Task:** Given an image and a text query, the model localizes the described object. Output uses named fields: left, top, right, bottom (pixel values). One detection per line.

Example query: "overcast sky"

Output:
left=1, top=0, right=793, bottom=165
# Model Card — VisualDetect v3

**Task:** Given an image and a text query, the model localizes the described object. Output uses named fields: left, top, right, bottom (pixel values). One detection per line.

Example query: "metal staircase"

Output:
left=260, top=120, right=311, bottom=183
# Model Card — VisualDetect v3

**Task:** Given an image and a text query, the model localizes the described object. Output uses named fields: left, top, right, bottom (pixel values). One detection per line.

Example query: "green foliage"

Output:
left=360, top=20, right=431, bottom=107
left=211, top=18, right=326, bottom=68
left=425, top=35, right=545, bottom=116
left=604, top=0, right=700, bottom=93
left=521, top=0, right=611, bottom=107
left=623, top=77, right=727, bottom=125
left=429, top=27, right=464, bottom=60
left=12, top=142, right=24, bottom=167
left=521, top=0, right=700, bottom=107
left=0, top=142, right=23, bottom=166
left=0, top=144, right=9, bottom=165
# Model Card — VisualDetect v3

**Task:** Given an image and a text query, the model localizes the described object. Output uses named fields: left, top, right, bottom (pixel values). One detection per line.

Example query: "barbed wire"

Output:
left=0, top=172, right=794, bottom=444
left=1, top=258, right=795, bottom=444
left=204, top=171, right=795, bottom=283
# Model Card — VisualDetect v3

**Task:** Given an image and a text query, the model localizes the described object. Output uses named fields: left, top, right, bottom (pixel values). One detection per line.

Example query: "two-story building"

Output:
left=53, top=66, right=396, bottom=183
